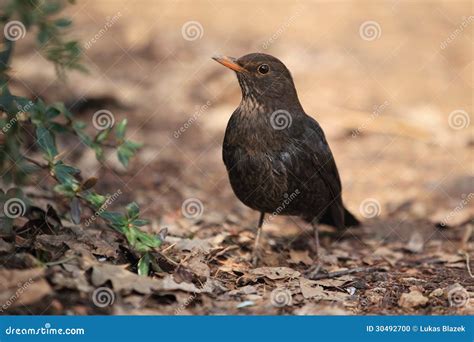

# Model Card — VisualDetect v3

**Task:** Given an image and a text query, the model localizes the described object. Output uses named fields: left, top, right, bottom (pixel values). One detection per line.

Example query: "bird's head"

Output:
left=213, top=53, right=299, bottom=107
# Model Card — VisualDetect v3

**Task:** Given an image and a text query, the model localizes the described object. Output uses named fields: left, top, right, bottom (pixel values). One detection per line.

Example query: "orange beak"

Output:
left=212, top=55, right=247, bottom=73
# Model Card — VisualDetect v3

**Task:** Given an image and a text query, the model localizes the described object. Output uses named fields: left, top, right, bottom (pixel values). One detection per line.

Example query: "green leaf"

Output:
left=42, top=2, right=62, bottom=14
left=53, top=163, right=80, bottom=186
left=115, top=119, right=127, bottom=140
left=54, top=183, right=76, bottom=197
left=95, top=129, right=109, bottom=143
left=124, top=140, right=143, bottom=150
left=135, top=230, right=161, bottom=248
left=37, top=28, right=50, bottom=45
left=137, top=253, right=151, bottom=276
left=36, top=125, right=58, bottom=161
left=54, top=18, right=72, bottom=28
left=45, top=106, right=61, bottom=120
left=84, top=192, right=106, bottom=208
left=117, top=144, right=133, bottom=168
left=126, top=202, right=139, bottom=220
left=132, top=219, right=149, bottom=227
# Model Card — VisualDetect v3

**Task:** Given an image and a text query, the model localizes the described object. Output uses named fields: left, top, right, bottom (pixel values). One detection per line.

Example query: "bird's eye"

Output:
left=257, top=64, right=270, bottom=74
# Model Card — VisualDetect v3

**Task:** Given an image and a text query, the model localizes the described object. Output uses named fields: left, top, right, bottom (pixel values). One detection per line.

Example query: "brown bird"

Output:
left=213, top=53, right=360, bottom=267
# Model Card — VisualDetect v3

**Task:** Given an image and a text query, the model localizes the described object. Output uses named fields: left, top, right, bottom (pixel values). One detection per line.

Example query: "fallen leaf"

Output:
left=91, top=264, right=216, bottom=295
left=299, top=278, right=325, bottom=299
left=405, top=231, right=424, bottom=253
left=0, top=268, right=51, bottom=308
left=398, top=289, right=429, bottom=308
left=289, top=250, right=313, bottom=265
left=250, top=267, right=300, bottom=280
left=91, top=264, right=161, bottom=294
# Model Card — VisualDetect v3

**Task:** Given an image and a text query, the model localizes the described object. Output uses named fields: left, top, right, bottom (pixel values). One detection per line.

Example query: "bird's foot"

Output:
left=251, top=250, right=261, bottom=268
left=305, top=262, right=322, bottom=279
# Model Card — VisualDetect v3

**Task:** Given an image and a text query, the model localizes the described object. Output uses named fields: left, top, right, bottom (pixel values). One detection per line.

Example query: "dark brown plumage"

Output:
left=213, top=53, right=359, bottom=266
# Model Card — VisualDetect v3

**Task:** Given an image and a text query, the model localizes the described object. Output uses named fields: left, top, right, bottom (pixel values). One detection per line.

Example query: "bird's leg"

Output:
left=313, top=221, right=320, bottom=260
left=251, top=212, right=265, bottom=267
left=307, top=220, right=323, bottom=277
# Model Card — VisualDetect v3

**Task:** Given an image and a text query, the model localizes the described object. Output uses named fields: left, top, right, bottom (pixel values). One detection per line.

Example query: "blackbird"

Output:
left=213, top=53, right=360, bottom=266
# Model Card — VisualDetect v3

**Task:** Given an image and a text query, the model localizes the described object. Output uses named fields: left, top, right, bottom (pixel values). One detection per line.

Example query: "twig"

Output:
left=23, top=155, right=47, bottom=168
left=465, top=252, right=474, bottom=279
left=44, top=255, right=78, bottom=266
left=307, top=266, right=384, bottom=280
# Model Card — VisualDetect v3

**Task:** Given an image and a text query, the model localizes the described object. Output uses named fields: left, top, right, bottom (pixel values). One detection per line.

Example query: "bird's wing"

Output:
left=285, top=114, right=345, bottom=226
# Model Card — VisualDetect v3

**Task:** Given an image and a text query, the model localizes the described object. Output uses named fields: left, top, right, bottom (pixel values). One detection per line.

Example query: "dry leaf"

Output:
left=0, top=268, right=51, bottom=308
left=299, top=278, right=326, bottom=299
left=289, top=250, right=313, bottom=265
left=250, top=267, right=300, bottom=280
left=405, top=231, right=424, bottom=253
left=398, top=289, right=429, bottom=308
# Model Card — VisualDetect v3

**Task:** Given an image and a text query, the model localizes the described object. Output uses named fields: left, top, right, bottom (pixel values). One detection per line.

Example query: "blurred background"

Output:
left=4, top=0, right=472, bottom=314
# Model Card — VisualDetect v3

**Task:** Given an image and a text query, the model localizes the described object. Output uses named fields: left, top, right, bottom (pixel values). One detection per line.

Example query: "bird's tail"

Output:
left=344, top=207, right=360, bottom=227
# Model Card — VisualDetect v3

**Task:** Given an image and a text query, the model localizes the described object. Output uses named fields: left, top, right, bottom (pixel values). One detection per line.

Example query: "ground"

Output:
left=0, top=0, right=472, bottom=315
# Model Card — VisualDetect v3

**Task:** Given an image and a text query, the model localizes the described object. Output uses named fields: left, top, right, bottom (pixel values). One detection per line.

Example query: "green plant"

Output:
left=0, top=0, right=161, bottom=275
